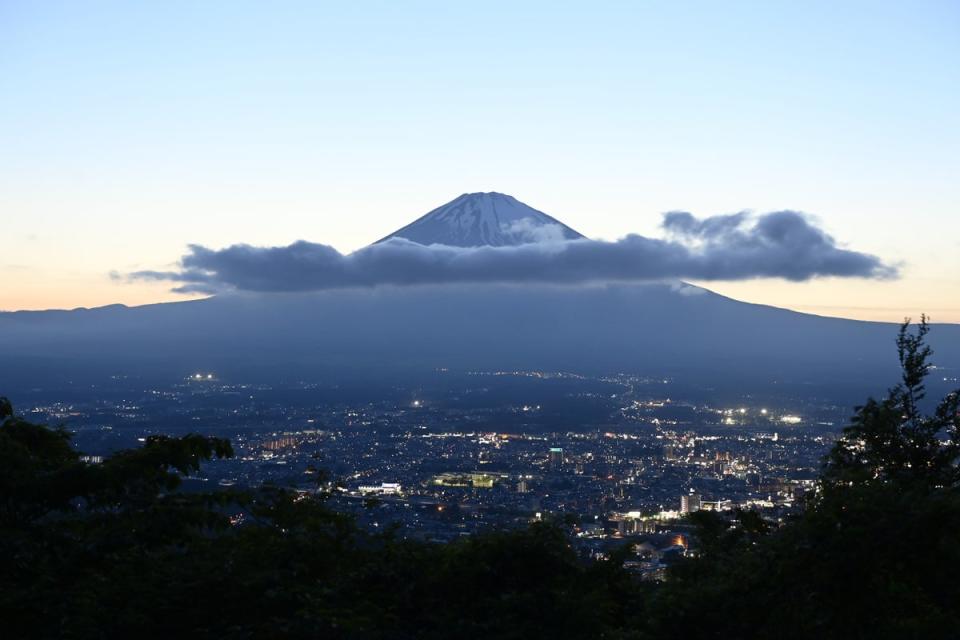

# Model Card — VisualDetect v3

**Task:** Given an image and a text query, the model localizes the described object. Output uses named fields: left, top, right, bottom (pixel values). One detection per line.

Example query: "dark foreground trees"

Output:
left=2, top=319, right=958, bottom=639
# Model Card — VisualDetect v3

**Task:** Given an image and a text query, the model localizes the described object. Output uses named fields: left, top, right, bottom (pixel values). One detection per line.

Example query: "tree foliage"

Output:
left=824, top=317, right=960, bottom=489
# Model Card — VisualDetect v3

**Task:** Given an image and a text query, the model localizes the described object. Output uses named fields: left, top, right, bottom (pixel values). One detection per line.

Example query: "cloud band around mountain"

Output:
left=126, top=210, right=897, bottom=294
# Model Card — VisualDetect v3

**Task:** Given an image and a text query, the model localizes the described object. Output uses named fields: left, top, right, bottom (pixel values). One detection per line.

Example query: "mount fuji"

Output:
left=376, top=192, right=584, bottom=247
left=1, top=193, right=957, bottom=399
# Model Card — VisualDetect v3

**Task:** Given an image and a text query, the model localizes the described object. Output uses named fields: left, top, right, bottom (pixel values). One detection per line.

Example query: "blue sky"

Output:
left=1, top=1, right=958, bottom=320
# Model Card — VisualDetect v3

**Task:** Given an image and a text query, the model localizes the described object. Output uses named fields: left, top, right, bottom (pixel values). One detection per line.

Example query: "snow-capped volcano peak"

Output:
left=376, top=192, right=585, bottom=247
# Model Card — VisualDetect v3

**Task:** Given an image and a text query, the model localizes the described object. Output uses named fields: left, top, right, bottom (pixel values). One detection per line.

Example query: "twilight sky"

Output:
left=1, top=1, right=958, bottom=322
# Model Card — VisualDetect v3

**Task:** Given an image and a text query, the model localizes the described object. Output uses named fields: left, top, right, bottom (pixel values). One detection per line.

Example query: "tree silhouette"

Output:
left=824, top=316, right=960, bottom=490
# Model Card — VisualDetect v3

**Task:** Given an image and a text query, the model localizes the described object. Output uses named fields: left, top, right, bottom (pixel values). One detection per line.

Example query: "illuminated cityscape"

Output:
left=20, top=368, right=842, bottom=578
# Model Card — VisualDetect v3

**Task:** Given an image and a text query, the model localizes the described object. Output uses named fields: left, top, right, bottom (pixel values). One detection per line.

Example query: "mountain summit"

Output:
left=376, top=192, right=585, bottom=247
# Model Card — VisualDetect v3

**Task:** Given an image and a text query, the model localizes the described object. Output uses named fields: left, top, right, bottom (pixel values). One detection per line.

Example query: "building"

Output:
left=700, top=499, right=733, bottom=511
left=680, top=493, right=701, bottom=514
left=549, top=447, right=564, bottom=471
left=358, top=482, right=402, bottom=496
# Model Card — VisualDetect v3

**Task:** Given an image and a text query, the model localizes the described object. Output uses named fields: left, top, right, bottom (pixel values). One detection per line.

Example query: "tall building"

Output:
left=680, top=493, right=701, bottom=514
left=549, top=447, right=564, bottom=471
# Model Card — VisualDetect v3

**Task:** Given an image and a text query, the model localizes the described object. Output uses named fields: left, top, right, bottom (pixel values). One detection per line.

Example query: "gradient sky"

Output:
left=2, top=1, right=958, bottom=322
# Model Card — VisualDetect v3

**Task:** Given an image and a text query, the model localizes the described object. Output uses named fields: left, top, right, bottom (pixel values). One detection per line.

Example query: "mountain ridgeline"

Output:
left=1, top=193, right=957, bottom=398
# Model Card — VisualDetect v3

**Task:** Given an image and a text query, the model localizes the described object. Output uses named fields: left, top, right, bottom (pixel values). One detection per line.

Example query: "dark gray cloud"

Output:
left=127, top=210, right=897, bottom=294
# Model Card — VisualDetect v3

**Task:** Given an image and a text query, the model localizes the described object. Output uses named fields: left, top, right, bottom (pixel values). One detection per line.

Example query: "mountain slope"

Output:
left=376, top=192, right=584, bottom=247
left=2, top=193, right=956, bottom=400
left=1, top=283, right=958, bottom=402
